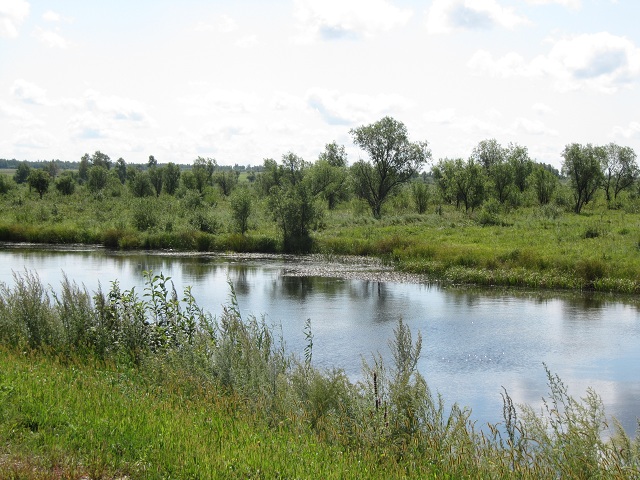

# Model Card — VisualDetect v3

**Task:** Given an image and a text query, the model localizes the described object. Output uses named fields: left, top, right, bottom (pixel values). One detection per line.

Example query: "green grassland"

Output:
left=2, top=173, right=640, bottom=293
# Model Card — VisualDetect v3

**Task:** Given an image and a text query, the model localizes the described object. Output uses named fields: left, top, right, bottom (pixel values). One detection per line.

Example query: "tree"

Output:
left=191, top=157, right=216, bottom=193
left=213, top=170, right=238, bottom=196
left=432, top=158, right=458, bottom=206
left=530, top=164, right=557, bottom=205
left=471, top=138, right=504, bottom=172
left=115, top=157, right=127, bottom=184
left=319, top=141, right=347, bottom=168
left=163, top=162, right=181, bottom=195
left=350, top=116, right=430, bottom=218
left=561, top=143, right=604, bottom=214
left=230, top=188, right=252, bottom=235
left=411, top=181, right=430, bottom=214
left=78, top=154, right=90, bottom=183
left=148, top=155, right=157, bottom=168
left=601, top=143, right=638, bottom=205
left=55, top=173, right=76, bottom=196
left=307, top=158, right=350, bottom=210
left=130, top=171, right=155, bottom=197
left=87, top=165, right=109, bottom=193
left=13, top=161, right=30, bottom=184
left=507, top=143, right=533, bottom=194
left=281, top=152, right=306, bottom=186
left=148, top=166, right=164, bottom=197
left=269, top=183, right=319, bottom=252
left=451, top=159, right=486, bottom=213
left=27, top=169, right=50, bottom=199
left=91, top=151, right=111, bottom=170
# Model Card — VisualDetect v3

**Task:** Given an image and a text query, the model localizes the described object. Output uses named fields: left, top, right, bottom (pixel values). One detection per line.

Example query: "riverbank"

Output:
left=1, top=271, right=638, bottom=479
left=2, top=179, right=640, bottom=294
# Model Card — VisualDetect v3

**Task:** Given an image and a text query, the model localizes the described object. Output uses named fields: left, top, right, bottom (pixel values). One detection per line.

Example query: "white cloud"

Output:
left=236, top=34, right=259, bottom=48
left=0, top=99, right=43, bottom=127
left=179, top=88, right=261, bottom=117
left=194, top=14, right=237, bottom=34
left=14, top=129, right=57, bottom=149
left=423, top=108, right=457, bottom=124
left=35, top=27, right=69, bottom=48
left=294, top=0, right=412, bottom=41
left=467, top=32, right=640, bottom=93
left=83, top=90, right=152, bottom=124
left=11, top=79, right=50, bottom=105
left=427, top=0, right=529, bottom=34
left=532, top=102, right=555, bottom=115
left=612, top=122, right=640, bottom=140
left=544, top=32, right=640, bottom=93
left=525, top=0, right=581, bottom=9
left=307, top=88, right=410, bottom=125
left=0, top=0, right=29, bottom=38
left=513, top=117, right=558, bottom=136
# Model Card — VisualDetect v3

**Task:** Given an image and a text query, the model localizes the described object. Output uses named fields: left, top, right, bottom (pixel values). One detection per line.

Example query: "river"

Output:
left=1, top=244, right=639, bottom=435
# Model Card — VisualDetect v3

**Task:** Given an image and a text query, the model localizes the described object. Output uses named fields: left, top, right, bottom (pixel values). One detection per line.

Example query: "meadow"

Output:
left=1, top=167, right=640, bottom=294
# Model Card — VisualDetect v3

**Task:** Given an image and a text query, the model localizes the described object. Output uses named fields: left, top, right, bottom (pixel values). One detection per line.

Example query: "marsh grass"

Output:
left=0, top=270, right=639, bottom=478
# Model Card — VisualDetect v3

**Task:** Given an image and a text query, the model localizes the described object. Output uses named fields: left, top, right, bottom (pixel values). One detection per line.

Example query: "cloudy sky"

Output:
left=1, top=0, right=639, bottom=168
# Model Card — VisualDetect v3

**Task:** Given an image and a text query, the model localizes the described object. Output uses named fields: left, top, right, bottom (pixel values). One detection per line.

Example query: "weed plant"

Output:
left=0, top=270, right=639, bottom=478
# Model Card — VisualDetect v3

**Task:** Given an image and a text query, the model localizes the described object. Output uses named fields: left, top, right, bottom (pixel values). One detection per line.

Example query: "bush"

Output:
left=131, top=199, right=159, bottom=231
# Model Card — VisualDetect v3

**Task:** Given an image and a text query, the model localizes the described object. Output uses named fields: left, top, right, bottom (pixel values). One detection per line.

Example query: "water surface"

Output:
left=2, top=245, right=639, bottom=434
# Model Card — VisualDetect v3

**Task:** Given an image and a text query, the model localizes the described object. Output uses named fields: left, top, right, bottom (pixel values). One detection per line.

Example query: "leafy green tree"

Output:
left=490, top=160, right=514, bottom=204
left=350, top=116, right=430, bottom=218
left=214, top=170, right=238, bottom=196
left=601, top=143, right=638, bottom=205
left=78, top=154, right=90, bottom=183
left=13, top=161, right=30, bottom=184
left=281, top=152, right=306, bottom=186
left=530, top=164, right=557, bottom=205
left=307, top=158, right=350, bottom=210
left=256, top=158, right=284, bottom=196
left=130, top=171, right=155, bottom=197
left=148, top=155, right=157, bottom=168
left=115, top=157, right=127, bottom=184
left=319, top=141, right=347, bottom=168
left=27, top=169, right=50, bottom=199
left=431, top=158, right=458, bottom=206
left=0, top=174, right=12, bottom=194
left=230, top=188, right=253, bottom=235
left=87, top=165, right=109, bottom=193
left=55, top=173, right=75, bottom=196
left=163, top=162, right=181, bottom=195
left=452, top=159, right=486, bottom=213
left=148, top=166, right=164, bottom=197
left=411, top=181, right=430, bottom=214
left=507, top=143, right=533, bottom=194
left=269, top=183, right=320, bottom=252
left=562, top=143, right=605, bottom=214
left=471, top=138, right=504, bottom=172
left=47, top=160, right=59, bottom=179
left=91, top=151, right=111, bottom=170
left=191, top=157, right=216, bottom=193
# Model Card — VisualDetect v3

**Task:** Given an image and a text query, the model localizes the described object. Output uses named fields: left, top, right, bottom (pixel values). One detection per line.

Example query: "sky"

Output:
left=1, top=0, right=639, bottom=169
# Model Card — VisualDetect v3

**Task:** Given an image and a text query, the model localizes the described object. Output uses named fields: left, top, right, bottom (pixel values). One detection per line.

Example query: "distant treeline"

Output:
left=0, top=157, right=264, bottom=172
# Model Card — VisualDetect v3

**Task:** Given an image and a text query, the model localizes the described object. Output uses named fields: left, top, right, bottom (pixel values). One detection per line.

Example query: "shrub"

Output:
left=131, top=199, right=159, bottom=231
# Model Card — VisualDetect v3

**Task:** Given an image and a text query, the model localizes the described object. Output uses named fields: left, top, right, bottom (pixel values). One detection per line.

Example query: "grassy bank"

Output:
left=0, top=271, right=639, bottom=478
left=2, top=178, right=640, bottom=293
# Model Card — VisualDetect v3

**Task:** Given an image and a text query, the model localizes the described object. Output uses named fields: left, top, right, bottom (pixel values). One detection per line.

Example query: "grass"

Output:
left=2, top=178, right=640, bottom=292
left=0, top=270, right=639, bottom=478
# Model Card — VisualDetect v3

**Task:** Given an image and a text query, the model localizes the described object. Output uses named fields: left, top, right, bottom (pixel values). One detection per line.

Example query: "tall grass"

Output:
left=0, top=270, right=639, bottom=478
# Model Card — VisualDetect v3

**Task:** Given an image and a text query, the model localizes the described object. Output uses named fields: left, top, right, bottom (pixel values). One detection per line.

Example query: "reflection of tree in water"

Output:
left=229, top=265, right=252, bottom=296
left=273, top=275, right=350, bottom=301
left=180, top=257, right=219, bottom=282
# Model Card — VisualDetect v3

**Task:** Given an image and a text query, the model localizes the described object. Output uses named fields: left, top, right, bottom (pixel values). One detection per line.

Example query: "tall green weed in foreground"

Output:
left=0, top=270, right=639, bottom=478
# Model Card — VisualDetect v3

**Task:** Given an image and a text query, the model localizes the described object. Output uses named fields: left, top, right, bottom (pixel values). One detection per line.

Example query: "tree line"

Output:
left=1, top=116, right=638, bottom=250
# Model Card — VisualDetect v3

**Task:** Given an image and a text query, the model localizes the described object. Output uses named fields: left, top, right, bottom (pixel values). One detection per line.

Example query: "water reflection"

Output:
left=1, top=244, right=639, bottom=435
